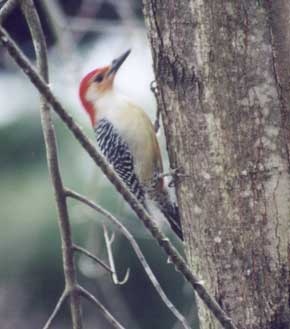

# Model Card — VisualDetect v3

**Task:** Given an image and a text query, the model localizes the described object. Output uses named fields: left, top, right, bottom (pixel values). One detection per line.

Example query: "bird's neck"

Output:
left=93, top=89, right=127, bottom=123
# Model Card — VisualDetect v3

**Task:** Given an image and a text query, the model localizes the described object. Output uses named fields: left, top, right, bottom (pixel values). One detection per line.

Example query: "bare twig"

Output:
left=67, top=189, right=191, bottom=329
left=40, top=0, right=75, bottom=58
left=0, top=26, right=238, bottom=329
left=0, top=0, right=18, bottom=24
left=73, top=244, right=113, bottom=274
left=19, top=1, right=83, bottom=328
left=41, top=0, right=142, bottom=44
left=103, top=225, right=130, bottom=285
left=65, top=17, right=143, bottom=33
left=78, top=286, right=126, bottom=329
left=42, top=290, right=68, bottom=329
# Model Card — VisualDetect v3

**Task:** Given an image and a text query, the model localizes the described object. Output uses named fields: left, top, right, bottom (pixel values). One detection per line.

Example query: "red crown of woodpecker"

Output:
left=79, top=50, right=131, bottom=126
left=79, top=67, right=106, bottom=126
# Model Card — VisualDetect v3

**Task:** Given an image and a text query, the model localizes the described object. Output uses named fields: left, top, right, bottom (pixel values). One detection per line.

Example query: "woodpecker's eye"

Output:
left=94, top=74, right=104, bottom=83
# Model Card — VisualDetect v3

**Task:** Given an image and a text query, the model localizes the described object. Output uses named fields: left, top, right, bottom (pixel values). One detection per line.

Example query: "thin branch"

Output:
left=66, top=189, right=191, bottom=329
left=103, top=225, right=130, bottom=285
left=19, top=1, right=83, bottom=328
left=65, top=17, right=143, bottom=33
left=78, top=286, right=126, bottom=329
left=0, top=0, right=18, bottom=24
left=0, top=26, right=238, bottom=329
left=42, top=290, right=68, bottom=329
left=73, top=244, right=113, bottom=274
left=41, top=0, right=142, bottom=38
left=39, top=0, right=75, bottom=58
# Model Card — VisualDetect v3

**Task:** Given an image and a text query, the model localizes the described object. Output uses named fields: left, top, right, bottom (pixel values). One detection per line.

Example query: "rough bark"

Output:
left=143, top=1, right=290, bottom=329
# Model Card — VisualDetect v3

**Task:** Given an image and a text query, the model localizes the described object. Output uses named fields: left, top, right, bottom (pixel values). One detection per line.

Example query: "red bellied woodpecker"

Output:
left=79, top=50, right=183, bottom=240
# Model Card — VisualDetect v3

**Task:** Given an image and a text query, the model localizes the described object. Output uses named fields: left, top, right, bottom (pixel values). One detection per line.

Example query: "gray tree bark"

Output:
left=143, top=1, right=290, bottom=329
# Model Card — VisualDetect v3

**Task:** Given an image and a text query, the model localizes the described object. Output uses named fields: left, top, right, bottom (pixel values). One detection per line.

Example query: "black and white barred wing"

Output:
left=95, top=119, right=145, bottom=202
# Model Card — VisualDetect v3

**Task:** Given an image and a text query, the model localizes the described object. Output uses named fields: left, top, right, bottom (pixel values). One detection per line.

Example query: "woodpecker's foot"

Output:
left=170, top=167, right=190, bottom=187
left=150, top=80, right=159, bottom=96
left=157, top=167, right=187, bottom=188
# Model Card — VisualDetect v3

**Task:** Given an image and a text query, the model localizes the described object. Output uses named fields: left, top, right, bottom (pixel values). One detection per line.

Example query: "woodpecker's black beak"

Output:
left=108, top=49, right=131, bottom=75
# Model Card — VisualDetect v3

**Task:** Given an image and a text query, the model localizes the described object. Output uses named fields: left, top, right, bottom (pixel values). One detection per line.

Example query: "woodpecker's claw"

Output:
left=157, top=167, right=187, bottom=188
left=150, top=80, right=159, bottom=95
left=168, top=168, right=181, bottom=187
left=158, top=167, right=184, bottom=178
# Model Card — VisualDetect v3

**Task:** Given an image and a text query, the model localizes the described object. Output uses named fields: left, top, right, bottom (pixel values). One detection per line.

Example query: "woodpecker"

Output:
left=79, top=50, right=183, bottom=240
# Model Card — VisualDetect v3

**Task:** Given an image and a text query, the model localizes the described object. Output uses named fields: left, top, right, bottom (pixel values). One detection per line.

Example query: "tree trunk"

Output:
left=143, top=1, right=290, bottom=329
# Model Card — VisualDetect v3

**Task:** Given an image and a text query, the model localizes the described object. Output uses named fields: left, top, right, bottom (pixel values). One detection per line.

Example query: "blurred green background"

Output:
left=0, top=0, right=198, bottom=328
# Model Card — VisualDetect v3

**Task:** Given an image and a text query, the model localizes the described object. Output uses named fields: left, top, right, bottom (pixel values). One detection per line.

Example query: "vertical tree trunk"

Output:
left=143, top=1, right=290, bottom=328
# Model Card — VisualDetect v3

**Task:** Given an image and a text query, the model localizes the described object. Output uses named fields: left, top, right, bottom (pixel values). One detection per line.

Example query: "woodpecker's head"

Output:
left=79, top=49, right=131, bottom=126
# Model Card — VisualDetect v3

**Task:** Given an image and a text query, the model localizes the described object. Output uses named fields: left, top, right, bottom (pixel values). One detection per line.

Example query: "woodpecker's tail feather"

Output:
left=159, top=200, right=183, bottom=240
left=148, top=188, right=183, bottom=240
